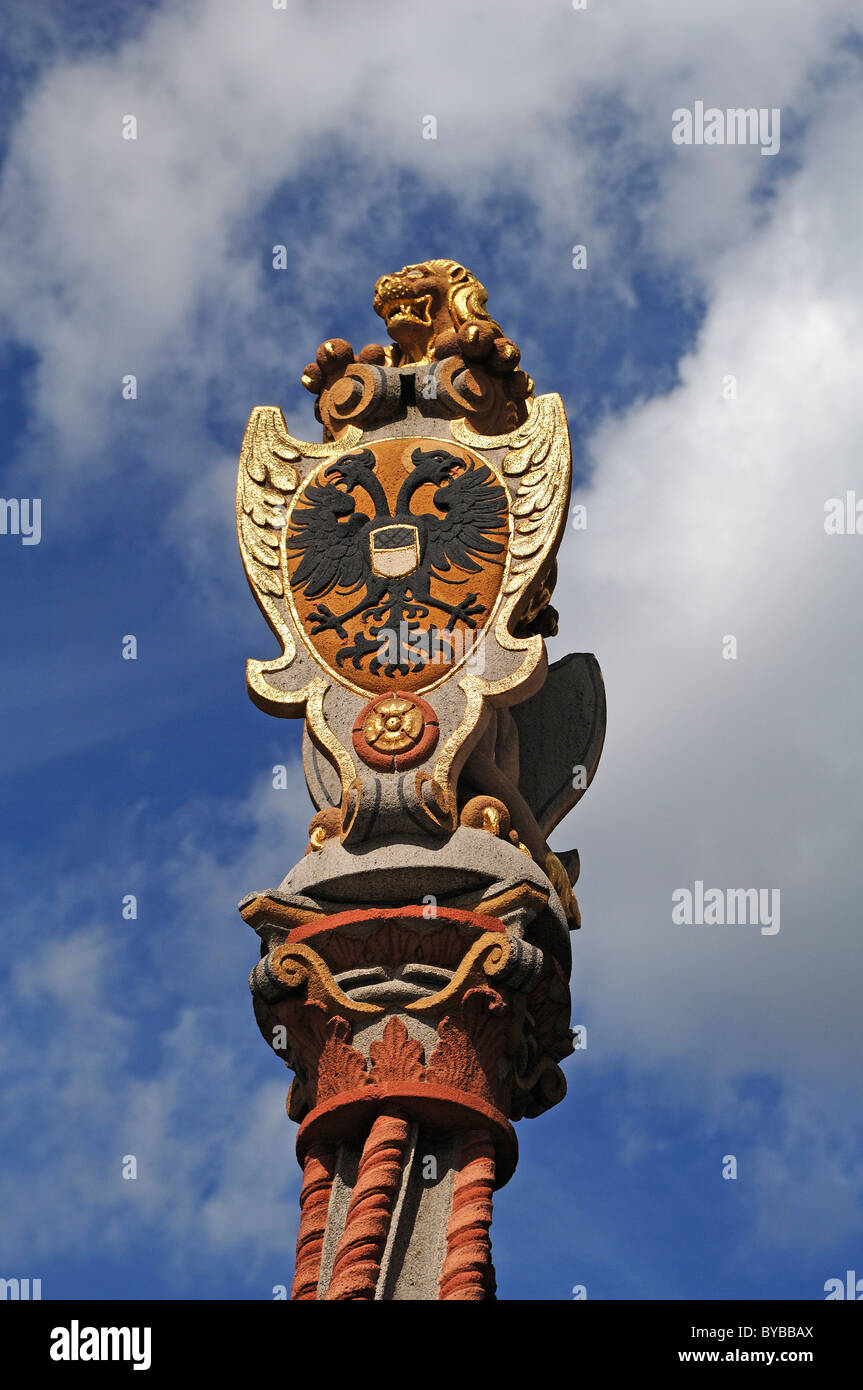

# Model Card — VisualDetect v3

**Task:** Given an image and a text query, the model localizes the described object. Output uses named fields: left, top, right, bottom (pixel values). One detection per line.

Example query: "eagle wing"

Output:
left=236, top=407, right=301, bottom=597
left=451, top=393, right=572, bottom=613
left=423, top=463, right=509, bottom=578
left=285, top=484, right=370, bottom=599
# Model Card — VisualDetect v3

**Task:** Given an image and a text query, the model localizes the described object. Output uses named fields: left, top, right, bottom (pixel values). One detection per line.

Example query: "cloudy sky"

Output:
left=1, top=0, right=861, bottom=1300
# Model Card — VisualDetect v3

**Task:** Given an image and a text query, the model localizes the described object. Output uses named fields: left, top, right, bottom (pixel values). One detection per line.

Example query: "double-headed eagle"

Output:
left=285, top=445, right=508, bottom=674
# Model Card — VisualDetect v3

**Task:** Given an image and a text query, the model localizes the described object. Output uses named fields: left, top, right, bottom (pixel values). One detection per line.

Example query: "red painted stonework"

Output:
left=325, top=1109, right=411, bottom=1301
left=284, top=904, right=505, bottom=951
left=292, top=1142, right=337, bottom=1300
left=438, top=1131, right=497, bottom=1300
left=351, top=691, right=439, bottom=772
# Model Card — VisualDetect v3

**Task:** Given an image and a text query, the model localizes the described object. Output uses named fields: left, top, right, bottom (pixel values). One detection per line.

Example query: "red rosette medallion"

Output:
left=352, top=691, right=439, bottom=772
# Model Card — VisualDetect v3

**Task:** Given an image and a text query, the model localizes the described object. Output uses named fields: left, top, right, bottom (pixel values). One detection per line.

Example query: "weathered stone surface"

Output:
left=512, top=651, right=606, bottom=839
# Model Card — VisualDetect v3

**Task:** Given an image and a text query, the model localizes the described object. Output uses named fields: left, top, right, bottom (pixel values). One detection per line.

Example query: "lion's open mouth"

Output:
left=382, top=294, right=432, bottom=329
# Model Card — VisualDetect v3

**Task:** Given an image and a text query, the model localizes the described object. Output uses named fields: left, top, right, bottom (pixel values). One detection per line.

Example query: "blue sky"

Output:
left=1, top=0, right=862, bottom=1300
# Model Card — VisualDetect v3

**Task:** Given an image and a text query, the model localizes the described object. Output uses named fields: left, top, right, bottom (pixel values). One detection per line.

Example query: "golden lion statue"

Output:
left=301, top=258, right=532, bottom=408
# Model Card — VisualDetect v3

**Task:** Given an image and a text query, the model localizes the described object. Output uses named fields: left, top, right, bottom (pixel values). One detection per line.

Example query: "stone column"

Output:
left=244, top=905, right=573, bottom=1300
left=234, top=260, right=605, bottom=1299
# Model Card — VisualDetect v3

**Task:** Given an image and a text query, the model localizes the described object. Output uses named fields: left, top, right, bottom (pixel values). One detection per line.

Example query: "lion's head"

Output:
left=372, top=259, right=503, bottom=364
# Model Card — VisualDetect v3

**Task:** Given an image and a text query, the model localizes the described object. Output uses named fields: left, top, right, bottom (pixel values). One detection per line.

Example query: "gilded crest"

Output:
left=282, top=438, right=509, bottom=694
left=236, top=262, right=582, bottom=846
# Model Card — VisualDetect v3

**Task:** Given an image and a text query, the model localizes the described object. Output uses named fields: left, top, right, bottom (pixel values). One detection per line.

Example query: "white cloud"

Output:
left=1, top=0, right=859, bottom=470
left=557, top=79, right=863, bottom=1103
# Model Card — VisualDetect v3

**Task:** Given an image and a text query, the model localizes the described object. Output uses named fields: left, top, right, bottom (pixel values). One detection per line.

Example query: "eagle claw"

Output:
left=309, top=604, right=348, bottom=638
left=445, top=595, right=485, bottom=628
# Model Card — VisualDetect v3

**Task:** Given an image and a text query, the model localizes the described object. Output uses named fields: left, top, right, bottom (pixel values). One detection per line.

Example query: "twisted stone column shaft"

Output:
left=291, top=1142, right=337, bottom=1301
left=325, top=1110, right=411, bottom=1301
left=438, top=1130, right=497, bottom=1300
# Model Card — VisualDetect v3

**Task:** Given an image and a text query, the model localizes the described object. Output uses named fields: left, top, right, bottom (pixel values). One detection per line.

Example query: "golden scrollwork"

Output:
left=544, top=851, right=581, bottom=930
left=268, top=940, right=384, bottom=1020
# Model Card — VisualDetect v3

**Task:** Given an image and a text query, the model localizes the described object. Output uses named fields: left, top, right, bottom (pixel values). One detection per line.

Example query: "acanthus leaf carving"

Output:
left=367, top=1016, right=426, bottom=1086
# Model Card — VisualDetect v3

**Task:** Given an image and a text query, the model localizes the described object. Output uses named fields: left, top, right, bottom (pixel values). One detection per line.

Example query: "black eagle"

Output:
left=285, top=446, right=508, bottom=674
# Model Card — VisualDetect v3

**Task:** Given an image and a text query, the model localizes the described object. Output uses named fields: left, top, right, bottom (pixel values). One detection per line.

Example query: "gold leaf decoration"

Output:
left=236, top=407, right=301, bottom=597
left=500, top=395, right=570, bottom=595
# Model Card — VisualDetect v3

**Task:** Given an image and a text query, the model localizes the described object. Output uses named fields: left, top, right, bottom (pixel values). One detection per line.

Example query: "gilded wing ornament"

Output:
left=502, top=394, right=571, bottom=594
left=236, top=406, right=300, bottom=598
left=453, top=392, right=571, bottom=641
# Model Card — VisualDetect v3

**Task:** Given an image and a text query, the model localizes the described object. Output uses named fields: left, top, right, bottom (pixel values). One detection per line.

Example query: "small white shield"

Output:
left=369, top=524, right=420, bottom=577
